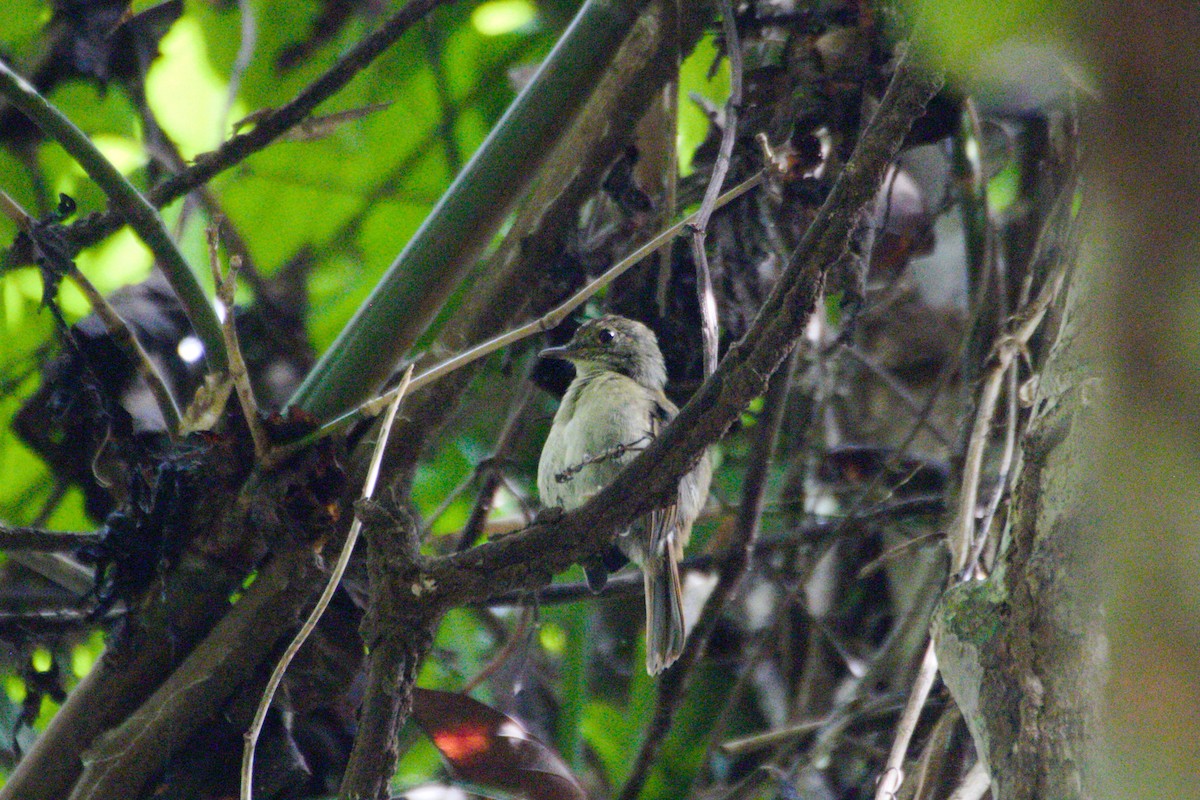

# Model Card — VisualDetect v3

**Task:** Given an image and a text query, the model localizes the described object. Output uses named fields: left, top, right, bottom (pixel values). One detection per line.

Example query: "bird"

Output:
left=537, top=315, right=710, bottom=674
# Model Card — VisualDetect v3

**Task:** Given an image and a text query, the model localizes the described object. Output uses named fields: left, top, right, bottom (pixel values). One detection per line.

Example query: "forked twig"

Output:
left=206, top=225, right=272, bottom=461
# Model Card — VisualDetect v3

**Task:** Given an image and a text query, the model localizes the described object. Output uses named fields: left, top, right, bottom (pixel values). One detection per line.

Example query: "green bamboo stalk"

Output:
left=0, top=61, right=229, bottom=373
left=287, top=0, right=651, bottom=423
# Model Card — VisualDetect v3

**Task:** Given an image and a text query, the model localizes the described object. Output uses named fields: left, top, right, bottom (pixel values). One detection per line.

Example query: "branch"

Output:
left=618, top=351, right=792, bottom=800
left=0, top=523, right=101, bottom=551
left=418, top=46, right=944, bottom=609
left=243, top=367, right=413, bottom=800
left=0, top=61, right=229, bottom=373
left=67, top=547, right=323, bottom=800
left=207, top=226, right=271, bottom=460
left=288, top=0, right=658, bottom=421
left=688, top=0, right=744, bottom=376
left=873, top=641, right=941, bottom=800
left=4, top=0, right=455, bottom=271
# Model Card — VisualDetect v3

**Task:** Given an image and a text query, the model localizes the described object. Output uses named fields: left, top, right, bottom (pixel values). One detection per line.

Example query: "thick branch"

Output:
left=69, top=547, right=322, bottom=800
left=421, top=48, right=944, bottom=609
left=339, top=509, right=436, bottom=799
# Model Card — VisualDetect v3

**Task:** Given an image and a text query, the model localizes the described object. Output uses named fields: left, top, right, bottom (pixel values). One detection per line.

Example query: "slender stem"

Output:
left=948, top=258, right=1066, bottom=575
left=207, top=228, right=274, bottom=460
left=873, top=641, right=940, bottom=800
left=66, top=266, right=183, bottom=438
left=296, top=172, right=764, bottom=448
left=840, top=342, right=954, bottom=447
left=0, top=524, right=103, bottom=552
left=688, top=0, right=743, bottom=376
left=239, top=366, right=413, bottom=800
left=0, top=61, right=229, bottom=372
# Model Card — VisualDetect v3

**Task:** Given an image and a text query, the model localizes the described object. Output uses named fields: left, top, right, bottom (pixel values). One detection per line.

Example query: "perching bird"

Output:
left=537, top=315, right=710, bottom=674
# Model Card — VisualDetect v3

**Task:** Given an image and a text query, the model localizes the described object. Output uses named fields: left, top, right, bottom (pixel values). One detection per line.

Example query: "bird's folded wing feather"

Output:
left=647, top=395, right=680, bottom=559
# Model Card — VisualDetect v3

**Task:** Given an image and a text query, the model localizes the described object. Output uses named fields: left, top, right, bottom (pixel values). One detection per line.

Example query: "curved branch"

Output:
left=421, top=47, right=944, bottom=610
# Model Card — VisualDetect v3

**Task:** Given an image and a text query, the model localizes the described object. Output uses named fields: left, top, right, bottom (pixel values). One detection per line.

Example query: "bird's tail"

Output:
left=644, top=550, right=685, bottom=675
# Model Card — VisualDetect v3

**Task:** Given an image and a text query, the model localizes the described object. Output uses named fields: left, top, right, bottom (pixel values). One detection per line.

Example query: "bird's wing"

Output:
left=647, top=395, right=680, bottom=559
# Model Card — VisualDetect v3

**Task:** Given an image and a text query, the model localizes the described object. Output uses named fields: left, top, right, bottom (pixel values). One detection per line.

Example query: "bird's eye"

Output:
left=597, top=328, right=616, bottom=344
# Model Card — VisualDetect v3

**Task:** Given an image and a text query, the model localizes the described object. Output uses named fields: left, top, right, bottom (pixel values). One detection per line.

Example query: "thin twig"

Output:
left=240, top=365, right=414, bottom=800
left=719, top=717, right=828, bottom=755
left=0, top=62, right=228, bottom=372
left=423, top=20, right=463, bottom=176
left=688, top=0, right=743, bottom=376
left=948, top=260, right=1066, bottom=575
left=856, top=530, right=943, bottom=580
left=22, top=0, right=455, bottom=268
left=453, top=380, right=537, bottom=550
left=66, top=267, right=184, bottom=439
left=299, top=171, right=765, bottom=447
left=221, top=0, right=258, bottom=144
left=0, top=187, right=31, bottom=229
left=947, top=760, right=991, bottom=800
left=460, top=605, right=534, bottom=694
left=206, top=225, right=272, bottom=462
left=872, top=640, right=940, bottom=800
left=840, top=342, right=955, bottom=447
left=963, top=359, right=1017, bottom=574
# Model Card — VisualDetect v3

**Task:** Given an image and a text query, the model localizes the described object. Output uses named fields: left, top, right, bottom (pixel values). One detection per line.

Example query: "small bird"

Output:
left=537, top=315, right=710, bottom=674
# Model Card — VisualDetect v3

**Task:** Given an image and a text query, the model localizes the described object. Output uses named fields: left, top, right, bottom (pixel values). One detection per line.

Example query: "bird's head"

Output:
left=540, top=315, right=667, bottom=390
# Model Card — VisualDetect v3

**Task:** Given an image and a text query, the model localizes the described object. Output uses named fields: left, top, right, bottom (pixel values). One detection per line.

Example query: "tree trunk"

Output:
left=934, top=186, right=1102, bottom=800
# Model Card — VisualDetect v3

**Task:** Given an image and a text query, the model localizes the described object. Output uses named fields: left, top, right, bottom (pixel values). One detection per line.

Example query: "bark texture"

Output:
left=933, top=186, right=1102, bottom=800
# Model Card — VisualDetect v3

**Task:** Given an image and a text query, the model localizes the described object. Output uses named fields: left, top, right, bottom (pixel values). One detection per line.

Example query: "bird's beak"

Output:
left=538, top=343, right=574, bottom=361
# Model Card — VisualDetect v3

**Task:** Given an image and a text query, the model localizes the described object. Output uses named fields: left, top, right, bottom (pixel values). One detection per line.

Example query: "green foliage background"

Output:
left=0, top=0, right=730, bottom=790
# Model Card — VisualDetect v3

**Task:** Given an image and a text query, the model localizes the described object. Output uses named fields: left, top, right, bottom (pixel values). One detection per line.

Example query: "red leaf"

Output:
left=412, top=688, right=587, bottom=800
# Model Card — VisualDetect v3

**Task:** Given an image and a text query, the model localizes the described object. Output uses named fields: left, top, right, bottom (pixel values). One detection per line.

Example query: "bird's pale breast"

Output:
left=537, top=371, right=658, bottom=511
